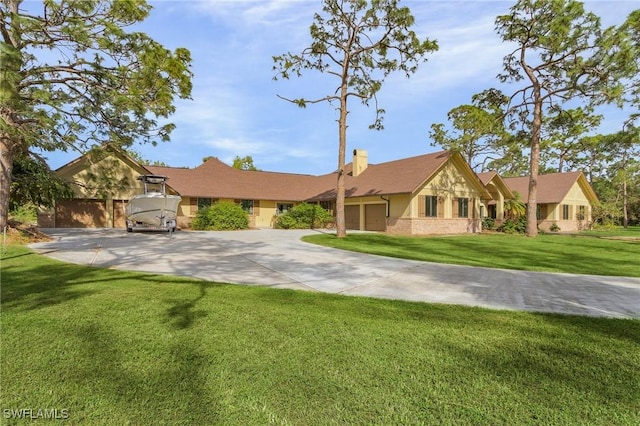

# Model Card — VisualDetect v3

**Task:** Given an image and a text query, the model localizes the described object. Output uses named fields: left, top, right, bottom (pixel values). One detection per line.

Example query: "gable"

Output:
left=417, top=156, right=490, bottom=199
left=477, top=171, right=514, bottom=201
left=503, top=172, right=597, bottom=205
left=56, top=146, right=175, bottom=199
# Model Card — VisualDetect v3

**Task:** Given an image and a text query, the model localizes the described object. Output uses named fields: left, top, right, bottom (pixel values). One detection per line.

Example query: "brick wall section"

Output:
left=387, top=217, right=482, bottom=235
left=538, top=219, right=589, bottom=233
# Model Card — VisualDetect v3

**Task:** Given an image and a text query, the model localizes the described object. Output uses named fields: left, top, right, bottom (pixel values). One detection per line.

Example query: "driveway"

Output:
left=29, top=228, right=640, bottom=318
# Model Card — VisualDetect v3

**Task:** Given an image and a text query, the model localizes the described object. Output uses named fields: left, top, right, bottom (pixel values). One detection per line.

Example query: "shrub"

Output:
left=190, top=201, right=249, bottom=230
left=275, top=203, right=333, bottom=229
left=549, top=222, right=561, bottom=232
left=482, top=217, right=496, bottom=230
left=9, top=204, right=38, bottom=224
left=497, top=216, right=527, bottom=234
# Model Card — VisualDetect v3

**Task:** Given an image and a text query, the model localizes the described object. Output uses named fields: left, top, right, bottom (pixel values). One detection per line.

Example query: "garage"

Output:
left=55, top=199, right=107, bottom=228
left=345, top=205, right=360, bottom=230
left=113, top=200, right=129, bottom=228
left=365, top=204, right=386, bottom=231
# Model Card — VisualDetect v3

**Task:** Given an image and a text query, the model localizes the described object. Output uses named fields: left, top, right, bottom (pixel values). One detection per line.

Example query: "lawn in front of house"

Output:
left=303, top=229, right=640, bottom=277
left=2, top=244, right=639, bottom=425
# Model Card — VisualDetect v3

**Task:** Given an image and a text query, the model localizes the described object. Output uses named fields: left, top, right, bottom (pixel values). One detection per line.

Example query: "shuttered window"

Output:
left=419, top=195, right=438, bottom=217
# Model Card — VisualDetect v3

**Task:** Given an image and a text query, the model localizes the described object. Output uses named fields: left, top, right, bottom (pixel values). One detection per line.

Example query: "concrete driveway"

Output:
left=29, top=228, right=640, bottom=318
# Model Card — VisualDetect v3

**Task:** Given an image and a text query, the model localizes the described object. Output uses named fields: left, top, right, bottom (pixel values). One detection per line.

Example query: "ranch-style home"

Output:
left=39, top=146, right=597, bottom=234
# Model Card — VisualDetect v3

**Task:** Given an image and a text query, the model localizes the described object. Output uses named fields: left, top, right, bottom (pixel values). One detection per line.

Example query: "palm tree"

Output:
left=504, top=191, right=527, bottom=220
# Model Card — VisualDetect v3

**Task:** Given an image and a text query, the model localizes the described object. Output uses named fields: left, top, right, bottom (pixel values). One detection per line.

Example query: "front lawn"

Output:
left=2, top=245, right=639, bottom=425
left=302, top=230, right=640, bottom=277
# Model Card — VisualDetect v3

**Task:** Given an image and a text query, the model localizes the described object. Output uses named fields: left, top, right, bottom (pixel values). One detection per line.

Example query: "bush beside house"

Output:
left=190, top=202, right=249, bottom=230
left=275, top=203, right=333, bottom=229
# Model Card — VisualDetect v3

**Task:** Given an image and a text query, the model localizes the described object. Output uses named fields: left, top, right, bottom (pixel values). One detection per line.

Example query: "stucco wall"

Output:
left=59, top=155, right=147, bottom=200
left=412, top=162, right=483, bottom=219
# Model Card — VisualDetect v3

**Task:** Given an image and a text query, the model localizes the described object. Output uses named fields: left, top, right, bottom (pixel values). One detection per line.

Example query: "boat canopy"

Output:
left=137, top=175, right=170, bottom=194
left=138, top=175, right=169, bottom=184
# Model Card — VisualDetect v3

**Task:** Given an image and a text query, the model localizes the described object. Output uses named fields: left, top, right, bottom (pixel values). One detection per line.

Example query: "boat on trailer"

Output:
left=125, top=175, right=181, bottom=232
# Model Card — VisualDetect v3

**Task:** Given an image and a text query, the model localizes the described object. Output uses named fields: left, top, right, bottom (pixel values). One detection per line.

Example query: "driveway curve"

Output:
left=29, top=228, right=640, bottom=318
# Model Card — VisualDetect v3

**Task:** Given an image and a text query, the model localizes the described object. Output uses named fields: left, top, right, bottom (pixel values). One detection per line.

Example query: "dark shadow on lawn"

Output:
left=164, top=282, right=209, bottom=329
left=66, top=322, right=222, bottom=424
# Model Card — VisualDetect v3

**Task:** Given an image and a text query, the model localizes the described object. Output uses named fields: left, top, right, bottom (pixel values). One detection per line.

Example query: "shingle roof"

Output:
left=147, top=151, right=458, bottom=201
left=477, top=171, right=498, bottom=186
left=147, top=158, right=325, bottom=201
left=503, top=171, right=592, bottom=203
left=477, top=171, right=515, bottom=201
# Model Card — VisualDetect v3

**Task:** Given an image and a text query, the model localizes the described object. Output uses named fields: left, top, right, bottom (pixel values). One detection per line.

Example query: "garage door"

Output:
left=55, top=199, right=107, bottom=228
left=345, top=205, right=360, bottom=230
left=365, top=204, right=386, bottom=231
left=113, top=200, right=128, bottom=228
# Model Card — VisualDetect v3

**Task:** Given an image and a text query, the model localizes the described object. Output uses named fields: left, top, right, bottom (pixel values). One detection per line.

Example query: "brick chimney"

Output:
left=352, top=149, right=368, bottom=177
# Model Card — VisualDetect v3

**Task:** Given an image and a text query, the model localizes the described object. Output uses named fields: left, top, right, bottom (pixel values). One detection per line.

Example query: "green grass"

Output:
left=302, top=230, right=640, bottom=277
left=2, top=245, right=639, bottom=425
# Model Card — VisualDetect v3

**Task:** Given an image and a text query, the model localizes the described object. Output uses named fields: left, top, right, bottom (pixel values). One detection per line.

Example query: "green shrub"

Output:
left=482, top=217, right=496, bottom=230
left=549, top=222, right=561, bottom=232
left=497, top=216, right=527, bottom=234
left=9, top=204, right=38, bottom=224
left=275, top=203, right=332, bottom=229
left=190, top=201, right=249, bottom=230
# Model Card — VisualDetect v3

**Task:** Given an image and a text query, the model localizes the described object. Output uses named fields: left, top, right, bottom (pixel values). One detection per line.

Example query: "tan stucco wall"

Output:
left=537, top=182, right=593, bottom=232
left=59, top=155, right=146, bottom=200
left=412, top=162, right=483, bottom=220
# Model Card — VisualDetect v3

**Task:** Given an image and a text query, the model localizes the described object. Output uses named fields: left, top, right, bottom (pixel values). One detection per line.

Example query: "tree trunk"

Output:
left=526, top=90, right=542, bottom=238
left=622, top=179, right=628, bottom=228
left=0, top=140, right=15, bottom=232
left=335, top=83, right=348, bottom=238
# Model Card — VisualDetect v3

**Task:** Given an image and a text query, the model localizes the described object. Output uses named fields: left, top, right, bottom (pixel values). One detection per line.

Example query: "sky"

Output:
left=42, top=0, right=639, bottom=175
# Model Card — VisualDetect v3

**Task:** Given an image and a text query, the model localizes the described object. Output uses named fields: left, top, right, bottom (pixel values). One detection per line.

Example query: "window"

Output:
left=197, top=198, right=212, bottom=210
left=241, top=200, right=254, bottom=214
left=577, top=205, right=586, bottom=220
left=458, top=197, right=469, bottom=218
left=562, top=204, right=570, bottom=220
left=425, top=196, right=438, bottom=217
left=277, top=203, right=293, bottom=215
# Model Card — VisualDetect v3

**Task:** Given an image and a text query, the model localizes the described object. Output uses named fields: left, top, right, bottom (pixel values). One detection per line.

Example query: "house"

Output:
left=501, top=172, right=598, bottom=232
left=143, top=149, right=490, bottom=234
left=40, top=146, right=597, bottom=234
left=41, top=148, right=491, bottom=235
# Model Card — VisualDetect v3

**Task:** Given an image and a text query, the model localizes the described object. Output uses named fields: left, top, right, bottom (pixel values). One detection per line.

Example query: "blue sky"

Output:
left=44, top=0, right=639, bottom=175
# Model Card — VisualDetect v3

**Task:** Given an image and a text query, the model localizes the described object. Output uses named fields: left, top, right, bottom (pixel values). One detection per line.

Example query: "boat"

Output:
left=125, top=175, right=181, bottom=232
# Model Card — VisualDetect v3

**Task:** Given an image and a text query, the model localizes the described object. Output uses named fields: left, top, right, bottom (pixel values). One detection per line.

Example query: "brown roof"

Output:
left=147, top=151, right=464, bottom=201
left=503, top=171, right=595, bottom=203
left=147, top=158, right=326, bottom=201
left=309, top=151, right=455, bottom=200
left=476, top=171, right=498, bottom=186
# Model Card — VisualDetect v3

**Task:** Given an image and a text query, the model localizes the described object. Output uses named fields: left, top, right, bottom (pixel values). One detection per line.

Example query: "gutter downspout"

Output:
left=380, top=196, right=390, bottom=217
